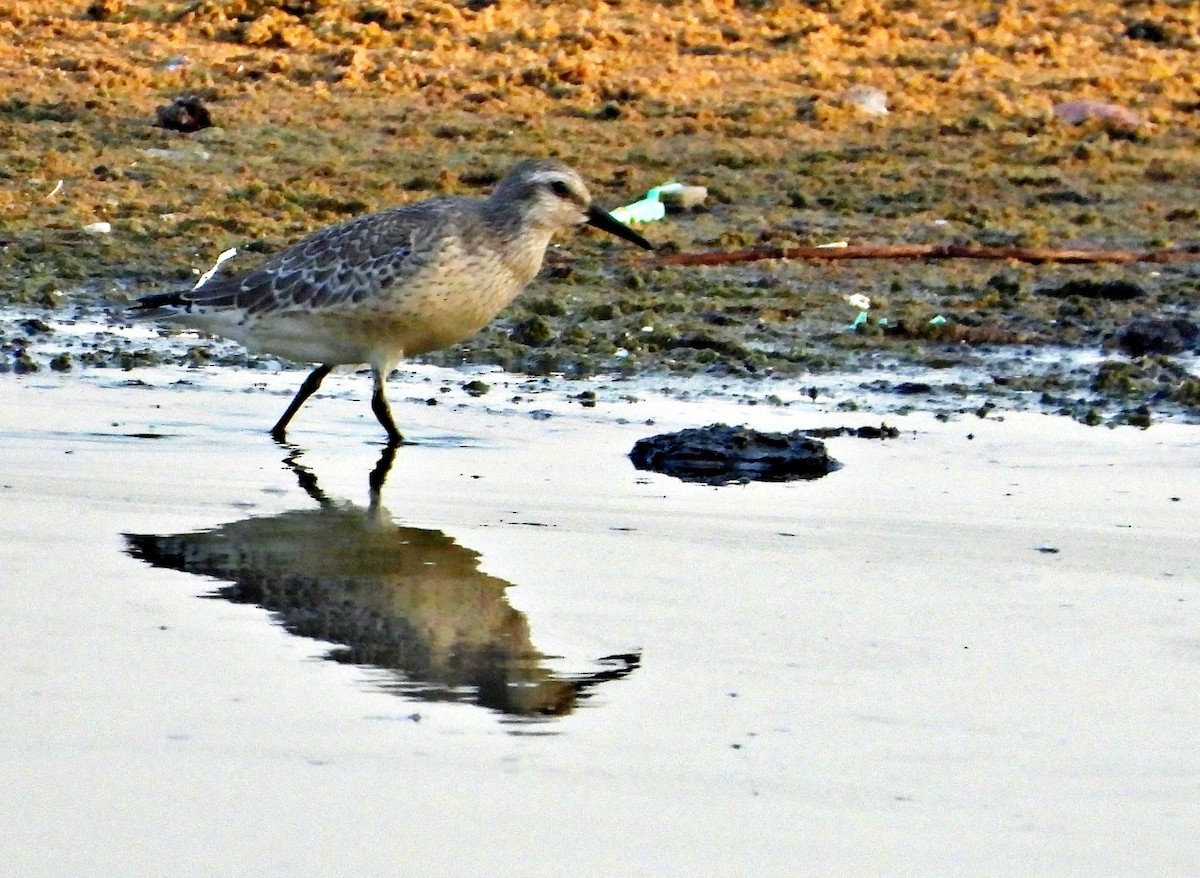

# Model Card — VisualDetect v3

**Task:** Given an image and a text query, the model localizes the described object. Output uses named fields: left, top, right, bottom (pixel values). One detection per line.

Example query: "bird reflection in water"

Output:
left=125, top=445, right=639, bottom=719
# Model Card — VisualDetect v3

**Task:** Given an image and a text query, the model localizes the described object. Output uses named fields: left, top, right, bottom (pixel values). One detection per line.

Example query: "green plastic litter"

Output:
left=610, top=183, right=684, bottom=224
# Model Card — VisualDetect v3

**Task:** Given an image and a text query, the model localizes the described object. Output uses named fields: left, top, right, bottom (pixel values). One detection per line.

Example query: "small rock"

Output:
left=1038, top=279, right=1144, bottom=300
left=13, top=350, right=40, bottom=374
left=1115, top=317, right=1200, bottom=357
left=1032, top=189, right=1097, bottom=206
left=802, top=424, right=900, bottom=440
left=594, top=102, right=622, bottom=121
left=155, top=96, right=213, bottom=133
left=82, top=221, right=112, bottom=235
left=85, top=0, right=124, bottom=21
left=461, top=379, right=490, bottom=397
left=19, top=318, right=53, bottom=335
left=1124, top=20, right=1170, bottom=44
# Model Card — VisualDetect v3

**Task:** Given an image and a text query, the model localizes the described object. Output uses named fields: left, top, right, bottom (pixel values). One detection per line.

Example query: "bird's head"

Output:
left=492, top=159, right=654, bottom=250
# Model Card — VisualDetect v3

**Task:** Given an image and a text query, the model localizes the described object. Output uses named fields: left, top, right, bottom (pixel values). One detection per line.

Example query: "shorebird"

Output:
left=134, top=158, right=653, bottom=443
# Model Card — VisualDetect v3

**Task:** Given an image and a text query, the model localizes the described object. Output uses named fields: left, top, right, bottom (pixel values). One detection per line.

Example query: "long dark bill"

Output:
left=586, top=204, right=655, bottom=251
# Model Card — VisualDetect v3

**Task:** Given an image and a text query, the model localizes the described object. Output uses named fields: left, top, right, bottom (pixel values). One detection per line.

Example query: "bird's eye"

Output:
left=550, top=180, right=572, bottom=198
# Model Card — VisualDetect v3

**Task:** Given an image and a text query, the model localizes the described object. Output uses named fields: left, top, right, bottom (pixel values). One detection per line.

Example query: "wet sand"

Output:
left=1, top=367, right=1197, bottom=874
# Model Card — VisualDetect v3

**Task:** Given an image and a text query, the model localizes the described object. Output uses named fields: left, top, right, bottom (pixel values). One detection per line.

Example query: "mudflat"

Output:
left=2, top=1, right=1198, bottom=419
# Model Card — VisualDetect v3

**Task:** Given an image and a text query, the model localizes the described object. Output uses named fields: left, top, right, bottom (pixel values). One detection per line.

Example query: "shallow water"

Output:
left=125, top=444, right=640, bottom=719
left=8, top=301, right=1199, bottom=430
left=2, top=368, right=1198, bottom=874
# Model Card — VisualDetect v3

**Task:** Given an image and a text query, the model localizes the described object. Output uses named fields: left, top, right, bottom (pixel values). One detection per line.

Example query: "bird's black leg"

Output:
left=367, top=443, right=399, bottom=509
left=371, top=369, right=404, bottom=445
left=271, top=364, right=333, bottom=442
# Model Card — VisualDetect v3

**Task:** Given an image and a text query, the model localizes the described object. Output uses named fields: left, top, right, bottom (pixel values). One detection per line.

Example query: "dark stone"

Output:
left=629, top=423, right=838, bottom=486
left=355, top=6, right=390, bottom=25
left=13, top=349, right=39, bottom=374
left=1031, top=189, right=1097, bottom=206
left=1038, top=279, right=1145, bottom=300
left=984, top=272, right=1022, bottom=296
left=670, top=333, right=750, bottom=359
left=1125, top=20, right=1169, bottom=43
left=19, top=317, right=53, bottom=335
left=154, top=96, right=212, bottom=133
left=85, top=0, right=122, bottom=22
left=595, top=102, right=622, bottom=121
left=701, top=310, right=734, bottom=326
left=1115, top=317, right=1200, bottom=357
left=892, top=381, right=933, bottom=395
left=802, top=423, right=900, bottom=440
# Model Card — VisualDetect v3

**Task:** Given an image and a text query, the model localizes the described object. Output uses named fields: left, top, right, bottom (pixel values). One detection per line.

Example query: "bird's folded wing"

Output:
left=155, top=198, right=457, bottom=316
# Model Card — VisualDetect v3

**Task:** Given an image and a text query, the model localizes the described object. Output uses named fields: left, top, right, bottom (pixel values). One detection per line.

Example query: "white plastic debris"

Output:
left=817, top=240, right=849, bottom=249
left=82, top=221, right=112, bottom=235
left=611, top=182, right=693, bottom=224
left=140, top=147, right=212, bottom=162
left=193, top=247, right=238, bottom=289
left=46, top=180, right=64, bottom=199
left=846, top=294, right=871, bottom=311
left=845, top=86, right=889, bottom=117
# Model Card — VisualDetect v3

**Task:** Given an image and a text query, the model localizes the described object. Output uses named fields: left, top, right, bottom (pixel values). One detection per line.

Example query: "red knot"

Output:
left=134, top=158, right=653, bottom=444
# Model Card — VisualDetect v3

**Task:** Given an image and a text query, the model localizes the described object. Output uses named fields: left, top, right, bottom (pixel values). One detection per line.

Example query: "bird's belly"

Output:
left=371, top=270, right=525, bottom=357
left=233, top=313, right=380, bottom=366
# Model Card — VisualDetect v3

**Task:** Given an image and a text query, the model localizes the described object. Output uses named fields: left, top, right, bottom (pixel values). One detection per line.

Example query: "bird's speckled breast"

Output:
left=364, top=225, right=552, bottom=359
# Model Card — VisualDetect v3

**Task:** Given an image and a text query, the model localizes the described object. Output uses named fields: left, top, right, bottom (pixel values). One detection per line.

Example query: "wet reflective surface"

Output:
left=9, top=373, right=1200, bottom=875
left=125, top=445, right=638, bottom=719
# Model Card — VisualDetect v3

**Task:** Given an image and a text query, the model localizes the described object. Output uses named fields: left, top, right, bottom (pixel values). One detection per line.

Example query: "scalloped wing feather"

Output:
left=179, top=198, right=458, bottom=315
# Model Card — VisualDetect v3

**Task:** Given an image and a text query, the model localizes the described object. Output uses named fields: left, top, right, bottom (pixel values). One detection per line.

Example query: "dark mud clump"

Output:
left=1038, top=279, right=1145, bottom=301
left=802, top=423, right=901, bottom=440
left=1113, top=317, right=1200, bottom=357
left=630, top=423, right=838, bottom=486
left=154, top=96, right=213, bottom=133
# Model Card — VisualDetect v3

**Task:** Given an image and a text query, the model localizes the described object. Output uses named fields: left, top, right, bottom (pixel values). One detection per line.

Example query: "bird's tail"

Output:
left=132, top=290, right=189, bottom=311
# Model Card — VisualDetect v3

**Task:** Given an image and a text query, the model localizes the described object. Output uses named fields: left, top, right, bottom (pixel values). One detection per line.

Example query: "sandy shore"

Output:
left=1, top=366, right=1197, bottom=875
